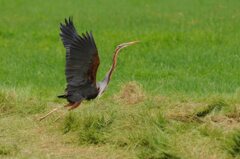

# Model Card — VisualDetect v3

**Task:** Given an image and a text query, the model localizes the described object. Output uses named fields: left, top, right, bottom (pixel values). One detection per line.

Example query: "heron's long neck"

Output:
left=102, top=47, right=121, bottom=84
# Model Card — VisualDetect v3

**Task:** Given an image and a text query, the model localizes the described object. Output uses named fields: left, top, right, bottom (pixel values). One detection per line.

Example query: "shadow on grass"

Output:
left=196, top=99, right=228, bottom=117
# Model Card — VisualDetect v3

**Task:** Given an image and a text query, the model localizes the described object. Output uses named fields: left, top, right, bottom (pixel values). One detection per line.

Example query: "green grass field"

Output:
left=0, top=0, right=240, bottom=158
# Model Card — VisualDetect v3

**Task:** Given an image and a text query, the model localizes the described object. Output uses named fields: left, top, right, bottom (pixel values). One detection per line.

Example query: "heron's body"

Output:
left=57, top=17, right=138, bottom=110
left=39, top=17, right=138, bottom=120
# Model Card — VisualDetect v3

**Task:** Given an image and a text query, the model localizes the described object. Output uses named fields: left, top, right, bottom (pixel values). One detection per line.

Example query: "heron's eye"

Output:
left=117, top=44, right=123, bottom=48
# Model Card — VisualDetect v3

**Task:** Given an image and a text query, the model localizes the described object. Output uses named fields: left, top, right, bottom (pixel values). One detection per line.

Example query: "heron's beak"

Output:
left=126, top=40, right=140, bottom=46
left=124, top=40, right=140, bottom=47
left=118, top=40, right=140, bottom=49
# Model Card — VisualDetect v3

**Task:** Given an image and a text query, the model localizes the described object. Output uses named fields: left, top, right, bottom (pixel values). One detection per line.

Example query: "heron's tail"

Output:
left=57, top=94, right=68, bottom=98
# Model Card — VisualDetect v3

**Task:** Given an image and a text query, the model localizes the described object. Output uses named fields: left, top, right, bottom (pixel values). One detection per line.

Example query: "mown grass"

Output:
left=60, top=83, right=239, bottom=158
left=0, top=0, right=240, bottom=158
left=0, top=83, right=239, bottom=158
left=227, top=130, right=240, bottom=157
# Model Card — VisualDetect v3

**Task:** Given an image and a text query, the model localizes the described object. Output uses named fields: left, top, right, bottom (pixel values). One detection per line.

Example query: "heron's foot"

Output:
left=68, top=102, right=81, bottom=111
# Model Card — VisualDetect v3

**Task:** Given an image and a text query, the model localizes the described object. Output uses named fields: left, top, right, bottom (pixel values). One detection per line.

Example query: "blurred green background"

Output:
left=1, top=0, right=240, bottom=98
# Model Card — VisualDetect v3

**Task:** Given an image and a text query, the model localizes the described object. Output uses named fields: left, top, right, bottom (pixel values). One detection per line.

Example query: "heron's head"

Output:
left=117, top=41, right=140, bottom=50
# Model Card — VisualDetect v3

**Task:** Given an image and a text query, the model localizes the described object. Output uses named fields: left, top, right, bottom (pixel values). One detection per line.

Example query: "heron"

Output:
left=39, top=17, right=138, bottom=120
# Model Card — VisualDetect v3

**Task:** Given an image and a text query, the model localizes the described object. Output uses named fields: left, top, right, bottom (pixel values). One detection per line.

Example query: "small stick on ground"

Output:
left=39, top=107, right=61, bottom=121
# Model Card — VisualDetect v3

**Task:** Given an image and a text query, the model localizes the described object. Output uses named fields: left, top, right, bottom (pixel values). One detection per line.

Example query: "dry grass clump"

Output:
left=115, top=81, right=145, bottom=105
left=0, top=90, right=17, bottom=114
left=226, top=104, right=240, bottom=122
left=165, top=101, right=205, bottom=123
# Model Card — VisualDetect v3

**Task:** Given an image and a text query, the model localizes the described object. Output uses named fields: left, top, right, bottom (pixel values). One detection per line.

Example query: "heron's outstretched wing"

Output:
left=59, top=18, right=100, bottom=102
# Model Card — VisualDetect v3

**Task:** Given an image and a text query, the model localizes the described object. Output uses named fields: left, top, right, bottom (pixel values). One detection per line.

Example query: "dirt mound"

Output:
left=115, top=81, right=145, bottom=105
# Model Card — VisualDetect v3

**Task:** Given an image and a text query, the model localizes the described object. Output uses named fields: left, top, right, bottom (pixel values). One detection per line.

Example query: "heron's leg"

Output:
left=68, top=101, right=81, bottom=110
left=39, top=107, right=60, bottom=121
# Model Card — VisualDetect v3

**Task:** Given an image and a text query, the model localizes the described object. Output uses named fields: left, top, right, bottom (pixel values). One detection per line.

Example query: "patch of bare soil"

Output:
left=166, top=102, right=240, bottom=127
left=226, top=105, right=240, bottom=122
left=115, top=81, right=145, bottom=105
left=210, top=115, right=240, bottom=131
left=165, top=102, right=205, bottom=123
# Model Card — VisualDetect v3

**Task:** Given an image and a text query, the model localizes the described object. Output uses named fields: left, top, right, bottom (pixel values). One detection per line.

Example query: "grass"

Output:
left=0, top=0, right=240, bottom=158
left=227, top=130, right=240, bottom=157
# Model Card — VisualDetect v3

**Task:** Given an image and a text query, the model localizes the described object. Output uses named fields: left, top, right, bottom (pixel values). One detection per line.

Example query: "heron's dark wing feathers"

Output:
left=59, top=18, right=100, bottom=102
left=60, top=17, right=79, bottom=48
